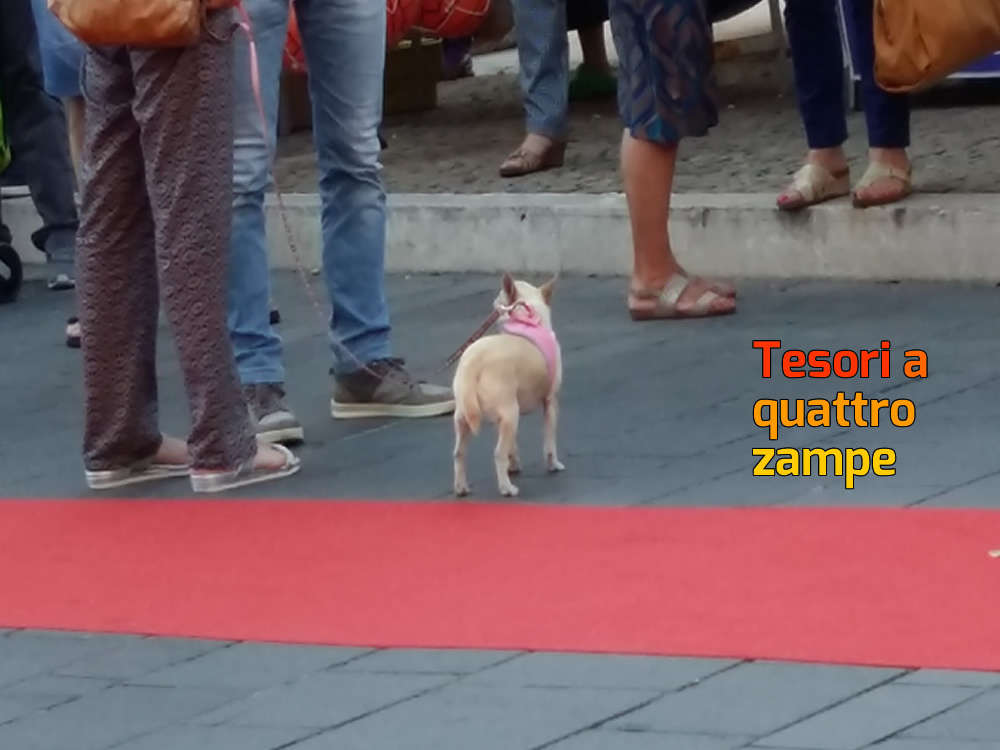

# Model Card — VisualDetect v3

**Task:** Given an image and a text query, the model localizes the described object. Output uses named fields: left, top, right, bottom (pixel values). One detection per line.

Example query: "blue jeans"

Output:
left=784, top=0, right=909, bottom=150
left=0, top=0, right=78, bottom=274
left=512, top=0, right=569, bottom=138
left=30, top=0, right=84, bottom=98
left=229, top=0, right=391, bottom=383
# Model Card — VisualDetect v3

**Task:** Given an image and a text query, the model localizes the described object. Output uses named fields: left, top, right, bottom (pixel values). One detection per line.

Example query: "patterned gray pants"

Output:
left=76, top=12, right=256, bottom=472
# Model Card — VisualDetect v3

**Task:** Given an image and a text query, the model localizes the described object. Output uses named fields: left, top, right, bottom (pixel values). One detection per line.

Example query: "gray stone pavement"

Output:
left=3, top=272, right=1000, bottom=749
left=1, top=630, right=1000, bottom=750
left=275, top=70, right=1000, bottom=195
left=5, top=271, right=1000, bottom=504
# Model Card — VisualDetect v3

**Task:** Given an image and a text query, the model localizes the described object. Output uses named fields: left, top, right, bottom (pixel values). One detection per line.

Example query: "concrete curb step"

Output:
left=5, top=192, right=1000, bottom=281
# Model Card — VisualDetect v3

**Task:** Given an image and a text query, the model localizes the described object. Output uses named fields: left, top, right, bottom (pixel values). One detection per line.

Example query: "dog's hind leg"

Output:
left=453, top=414, right=473, bottom=496
left=508, top=440, right=521, bottom=475
left=494, top=406, right=520, bottom=496
left=543, top=395, right=565, bottom=472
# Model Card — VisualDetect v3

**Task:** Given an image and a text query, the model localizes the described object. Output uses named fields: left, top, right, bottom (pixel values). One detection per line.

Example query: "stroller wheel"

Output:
left=0, top=242, right=23, bottom=305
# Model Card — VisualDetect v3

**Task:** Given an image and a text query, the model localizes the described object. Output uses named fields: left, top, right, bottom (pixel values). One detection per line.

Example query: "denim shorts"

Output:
left=30, top=0, right=84, bottom=98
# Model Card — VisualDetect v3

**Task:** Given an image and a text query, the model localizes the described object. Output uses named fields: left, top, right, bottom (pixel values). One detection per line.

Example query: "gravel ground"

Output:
left=273, top=60, right=1000, bottom=196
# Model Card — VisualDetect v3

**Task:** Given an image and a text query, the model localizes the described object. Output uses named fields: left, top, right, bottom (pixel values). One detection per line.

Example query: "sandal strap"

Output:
left=787, top=164, right=847, bottom=203
left=856, top=162, right=912, bottom=190
left=630, top=273, right=690, bottom=305
left=503, top=149, right=542, bottom=171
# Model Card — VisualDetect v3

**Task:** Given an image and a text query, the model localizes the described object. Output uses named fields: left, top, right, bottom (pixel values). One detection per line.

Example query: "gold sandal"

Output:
left=852, top=162, right=912, bottom=208
left=777, top=163, right=851, bottom=212
left=628, top=274, right=736, bottom=321
left=499, top=141, right=566, bottom=178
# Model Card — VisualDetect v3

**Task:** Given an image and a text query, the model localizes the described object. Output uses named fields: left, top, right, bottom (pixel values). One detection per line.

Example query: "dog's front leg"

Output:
left=543, top=395, right=565, bottom=472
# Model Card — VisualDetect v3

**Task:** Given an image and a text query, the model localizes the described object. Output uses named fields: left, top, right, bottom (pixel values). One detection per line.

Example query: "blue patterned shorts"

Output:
left=609, top=0, right=719, bottom=144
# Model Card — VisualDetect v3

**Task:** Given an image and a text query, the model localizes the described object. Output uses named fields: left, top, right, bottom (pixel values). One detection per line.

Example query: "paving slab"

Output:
left=190, top=670, right=451, bottom=729
left=547, top=731, right=755, bottom=750
left=136, top=643, right=371, bottom=690
left=901, top=689, right=1000, bottom=742
left=0, top=631, right=137, bottom=688
left=858, top=741, right=1000, bottom=750
left=57, top=638, right=232, bottom=681
left=467, top=653, right=739, bottom=691
left=898, top=670, right=1000, bottom=688
left=339, top=648, right=520, bottom=674
left=0, top=684, right=245, bottom=750
left=753, top=684, right=982, bottom=750
left=282, top=682, right=660, bottom=750
left=109, top=725, right=314, bottom=750
left=607, top=661, right=903, bottom=736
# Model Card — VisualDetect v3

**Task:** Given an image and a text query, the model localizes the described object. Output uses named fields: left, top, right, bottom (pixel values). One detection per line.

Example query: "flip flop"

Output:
left=777, top=164, right=851, bottom=212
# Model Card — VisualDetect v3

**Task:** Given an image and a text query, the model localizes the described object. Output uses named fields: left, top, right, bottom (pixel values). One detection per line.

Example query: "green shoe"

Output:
left=569, top=64, right=617, bottom=101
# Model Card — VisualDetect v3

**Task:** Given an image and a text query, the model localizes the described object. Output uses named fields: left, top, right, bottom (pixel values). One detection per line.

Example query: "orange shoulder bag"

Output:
left=47, top=0, right=238, bottom=48
left=874, top=0, right=1000, bottom=92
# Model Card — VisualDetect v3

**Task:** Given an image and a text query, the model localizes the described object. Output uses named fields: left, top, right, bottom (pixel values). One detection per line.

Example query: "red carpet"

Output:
left=0, top=501, right=998, bottom=670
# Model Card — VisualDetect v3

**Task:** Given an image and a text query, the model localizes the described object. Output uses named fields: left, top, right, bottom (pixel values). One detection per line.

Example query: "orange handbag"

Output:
left=874, top=0, right=1000, bottom=92
left=47, top=0, right=237, bottom=48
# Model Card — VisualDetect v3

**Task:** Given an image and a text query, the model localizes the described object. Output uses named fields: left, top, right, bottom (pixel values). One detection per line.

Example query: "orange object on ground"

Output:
left=387, top=0, right=422, bottom=47
left=417, top=0, right=492, bottom=39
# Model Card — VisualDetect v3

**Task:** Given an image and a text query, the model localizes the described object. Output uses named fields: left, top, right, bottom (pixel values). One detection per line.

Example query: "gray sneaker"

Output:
left=244, top=384, right=305, bottom=444
left=331, top=358, right=455, bottom=419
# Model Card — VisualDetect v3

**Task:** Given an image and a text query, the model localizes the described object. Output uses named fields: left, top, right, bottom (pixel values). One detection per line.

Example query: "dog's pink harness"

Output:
left=501, top=303, right=559, bottom=389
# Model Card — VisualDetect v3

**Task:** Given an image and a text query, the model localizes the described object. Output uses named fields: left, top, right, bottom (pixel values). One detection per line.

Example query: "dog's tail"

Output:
left=456, top=380, right=482, bottom=435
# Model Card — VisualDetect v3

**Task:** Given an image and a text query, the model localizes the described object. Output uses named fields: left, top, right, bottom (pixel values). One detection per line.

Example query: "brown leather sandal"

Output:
left=499, top=141, right=566, bottom=178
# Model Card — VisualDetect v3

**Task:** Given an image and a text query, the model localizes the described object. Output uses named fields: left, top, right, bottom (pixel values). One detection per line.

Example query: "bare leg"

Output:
left=453, top=415, right=472, bottom=496
left=543, top=395, right=564, bottom=472
left=577, top=26, right=610, bottom=74
left=620, top=131, right=735, bottom=313
left=64, top=96, right=85, bottom=183
left=494, top=407, right=520, bottom=496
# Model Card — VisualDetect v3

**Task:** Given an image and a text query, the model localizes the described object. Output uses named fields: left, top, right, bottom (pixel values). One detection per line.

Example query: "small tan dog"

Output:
left=452, top=274, right=564, bottom=497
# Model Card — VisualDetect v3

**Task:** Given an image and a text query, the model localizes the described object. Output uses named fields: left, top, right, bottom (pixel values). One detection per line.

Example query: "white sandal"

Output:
left=190, top=444, right=300, bottom=493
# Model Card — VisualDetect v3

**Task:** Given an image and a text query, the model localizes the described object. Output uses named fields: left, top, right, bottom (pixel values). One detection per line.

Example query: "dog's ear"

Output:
left=539, top=274, right=558, bottom=304
left=502, top=273, right=518, bottom=302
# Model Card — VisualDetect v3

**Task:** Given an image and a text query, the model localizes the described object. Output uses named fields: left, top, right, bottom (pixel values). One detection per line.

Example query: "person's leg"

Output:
left=76, top=47, right=173, bottom=476
left=228, top=0, right=304, bottom=443
left=500, top=0, right=569, bottom=176
left=64, top=97, right=85, bottom=182
left=777, top=0, right=852, bottom=209
left=610, top=0, right=735, bottom=318
left=295, top=0, right=454, bottom=419
left=567, top=0, right=616, bottom=101
left=0, top=0, right=78, bottom=287
left=844, top=0, right=912, bottom=206
left=128, top=10, right=293, bottom=477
